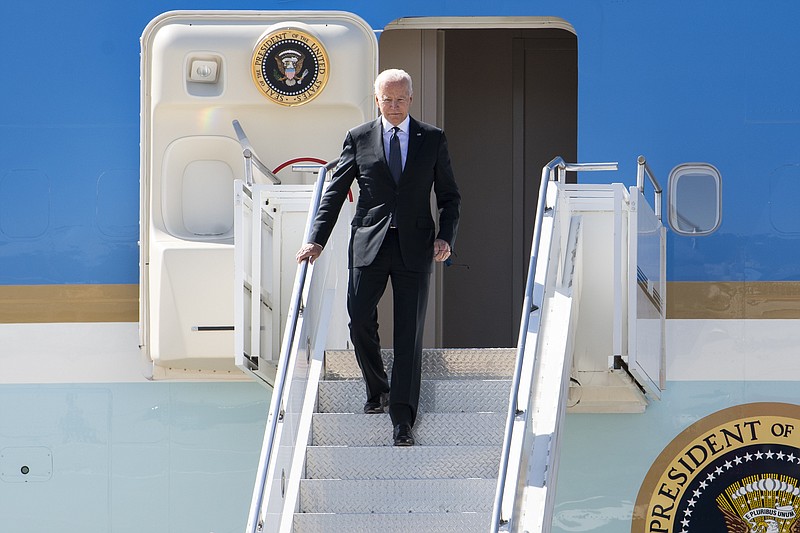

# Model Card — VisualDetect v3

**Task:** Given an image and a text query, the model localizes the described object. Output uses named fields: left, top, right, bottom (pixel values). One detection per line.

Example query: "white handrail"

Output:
left=233, top=119, right=281, bottom=185
left=244, top=160, right=336, bottom=533
left=490, top=157, right=617, bottom=532
left=636, top=155, right=662, bottom=220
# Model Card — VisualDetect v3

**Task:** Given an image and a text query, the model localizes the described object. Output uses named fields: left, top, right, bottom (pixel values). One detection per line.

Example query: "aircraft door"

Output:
left=140, top=11, right=377, bottom=378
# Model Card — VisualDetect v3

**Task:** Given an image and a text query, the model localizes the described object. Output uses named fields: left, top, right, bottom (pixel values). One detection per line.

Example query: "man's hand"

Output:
left=433, top=239, right=451, bottom=263
left=296, top=242, right=323, bottom=264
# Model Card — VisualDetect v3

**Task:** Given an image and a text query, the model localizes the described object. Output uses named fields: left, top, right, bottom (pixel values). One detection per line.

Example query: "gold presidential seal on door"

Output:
left=251, top=28, right=329, bottom=106
left=633, top=403, right=800, bottom=533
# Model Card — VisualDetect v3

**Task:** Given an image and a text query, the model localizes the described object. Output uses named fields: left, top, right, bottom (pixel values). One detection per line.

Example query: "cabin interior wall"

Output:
left=444, top=29, right=576, bottom=348
left=378, top=29, right=440, bottom=348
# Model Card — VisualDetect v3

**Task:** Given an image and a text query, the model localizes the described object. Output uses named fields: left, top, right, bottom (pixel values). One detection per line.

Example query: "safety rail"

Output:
left=490, top=157, right=618, bottom=532
left=233, top=119, right=281, bottom=185
left=636, top=155, right=662, bottom=220
left=244, top=159, right=336, bottom=533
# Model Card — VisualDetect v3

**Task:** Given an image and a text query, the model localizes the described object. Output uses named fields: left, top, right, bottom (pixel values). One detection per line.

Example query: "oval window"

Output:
left=668, top=163, right=721, bottom=235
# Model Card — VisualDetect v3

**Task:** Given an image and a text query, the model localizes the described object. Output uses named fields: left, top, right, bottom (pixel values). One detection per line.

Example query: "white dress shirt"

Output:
left=381, top=115, right=410, bottom=171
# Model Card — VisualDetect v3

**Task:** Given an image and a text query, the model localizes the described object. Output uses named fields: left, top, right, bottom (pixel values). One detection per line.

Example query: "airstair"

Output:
left=234, top=154, right=666, bottom=532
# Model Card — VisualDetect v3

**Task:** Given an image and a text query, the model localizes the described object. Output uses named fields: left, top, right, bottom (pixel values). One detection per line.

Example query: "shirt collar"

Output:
left=381, top=115, right=410, bottom=135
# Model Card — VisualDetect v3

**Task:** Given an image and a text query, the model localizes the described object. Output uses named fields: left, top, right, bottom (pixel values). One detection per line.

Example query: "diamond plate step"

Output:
left=305, top=445, right=499, bottom=480
left=293, top=511, right=490, bottom=533
left=324, top=348, right=516, bottom=380
left=311, top=412, right=505, bottom=446
left=317, top=378, right=511, bottom=413
left=299, top=478, right=496, bottom=513
left=289, top=347, right=512, bottom=531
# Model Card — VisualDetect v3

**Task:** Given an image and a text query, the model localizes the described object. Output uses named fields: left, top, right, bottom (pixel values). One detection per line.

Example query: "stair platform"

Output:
left=324, top=348, right=516, bottom=380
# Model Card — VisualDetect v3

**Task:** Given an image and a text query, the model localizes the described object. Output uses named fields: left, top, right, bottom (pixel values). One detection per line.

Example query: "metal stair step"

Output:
left=305, top=445, right=499, bottom=480
left=293, top=348, right=512, bottom=530
left=293, top=511, right=490, bottom=533
left=324, top=348, right=516, bottom=380
left=298, top=478, right=496, bottom=513
left=316, top=378, right=511, bottom=413
left=311, top=412, right=505, bottom=446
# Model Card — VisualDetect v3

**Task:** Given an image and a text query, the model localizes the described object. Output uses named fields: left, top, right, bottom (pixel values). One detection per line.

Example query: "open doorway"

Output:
left=379, top=20, right=578, bottom=348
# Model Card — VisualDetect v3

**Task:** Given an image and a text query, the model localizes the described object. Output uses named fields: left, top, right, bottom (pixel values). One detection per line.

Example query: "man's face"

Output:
left=375, top=80, right=412, bottom=126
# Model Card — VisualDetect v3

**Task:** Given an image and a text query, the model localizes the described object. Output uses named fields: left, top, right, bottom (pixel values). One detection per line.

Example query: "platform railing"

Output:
left=491, top=157, right=617, bottom=532
left=233, top=119, right=281, bottom=185
left=636, top=155, right=662, bottom=220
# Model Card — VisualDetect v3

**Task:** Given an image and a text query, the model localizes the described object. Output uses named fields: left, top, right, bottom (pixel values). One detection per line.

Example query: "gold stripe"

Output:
left=0, top=285, right=138, bottom=323
left=667, top=281, right=800, bottom=319
left=1, top=281, right=798, bottom=323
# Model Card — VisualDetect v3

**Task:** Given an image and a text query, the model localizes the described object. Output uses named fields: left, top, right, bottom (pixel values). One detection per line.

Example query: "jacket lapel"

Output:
left=369, top=118, right=386, bottom=164
left=370, top=117, right=425, bottom=186
left=402, top=118, right=424, bottom=183
left=368, top=119, right=397, bottom=187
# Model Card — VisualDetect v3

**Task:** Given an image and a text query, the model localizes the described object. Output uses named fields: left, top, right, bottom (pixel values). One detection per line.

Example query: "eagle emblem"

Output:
left=251, top=28, right=329, bottom=106
left=633, top=405, right=800, bottom=533
left=274, top=50, right=308, bottom=87
left=718, top=477, right=800, bottom=533
left=721, top=505, right=800, bottom=533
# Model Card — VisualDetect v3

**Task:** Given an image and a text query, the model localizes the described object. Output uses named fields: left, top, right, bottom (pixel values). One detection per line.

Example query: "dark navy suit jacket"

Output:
left=310, top=116, right=461, bottom=273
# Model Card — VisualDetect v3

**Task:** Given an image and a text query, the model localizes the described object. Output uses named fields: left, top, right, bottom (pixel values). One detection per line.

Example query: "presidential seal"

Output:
left=633, top=403, right=800, bottom=533
left=251, top=28, right=329, bottom=106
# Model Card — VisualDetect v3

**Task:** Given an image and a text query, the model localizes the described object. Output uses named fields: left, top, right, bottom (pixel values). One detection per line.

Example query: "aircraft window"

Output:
left=668, top=163, right=721, bottom=235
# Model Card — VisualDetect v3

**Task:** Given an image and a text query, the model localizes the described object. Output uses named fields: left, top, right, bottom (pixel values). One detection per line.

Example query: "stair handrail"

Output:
left=636, top=155, right=662, bottom=220
left=491, top=157, right=618, bottom=532
left=245, top=159, right=337, bottom=533
left=232, top=119, right=282, bottom=185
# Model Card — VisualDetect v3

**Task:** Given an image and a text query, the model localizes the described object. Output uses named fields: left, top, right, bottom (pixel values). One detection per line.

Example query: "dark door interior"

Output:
left=441, top=29, right=577, bottom=347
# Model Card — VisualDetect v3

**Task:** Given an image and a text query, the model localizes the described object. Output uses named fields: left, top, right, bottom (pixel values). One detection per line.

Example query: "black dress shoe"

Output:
left=363, top=392, right=389, bottom=414
left=393, top=424, right=415, bottom=446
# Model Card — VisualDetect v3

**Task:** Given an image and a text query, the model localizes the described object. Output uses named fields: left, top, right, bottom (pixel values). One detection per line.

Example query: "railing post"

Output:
left=636, top=155, right=662, bottom=220
left=234, top=119, right=282, bottom=185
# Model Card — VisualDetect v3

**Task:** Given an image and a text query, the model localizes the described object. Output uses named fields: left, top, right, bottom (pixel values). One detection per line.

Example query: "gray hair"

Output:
left=374, top=69, right=413, bottom=95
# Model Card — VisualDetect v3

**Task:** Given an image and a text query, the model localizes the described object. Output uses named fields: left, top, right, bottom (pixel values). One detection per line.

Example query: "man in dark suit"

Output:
left=296, top=69, right=460, bottom=446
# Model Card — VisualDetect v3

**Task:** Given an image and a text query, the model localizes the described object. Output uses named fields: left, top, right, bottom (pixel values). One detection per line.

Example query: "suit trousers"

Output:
left=347, top=228, right=430, bottom=427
